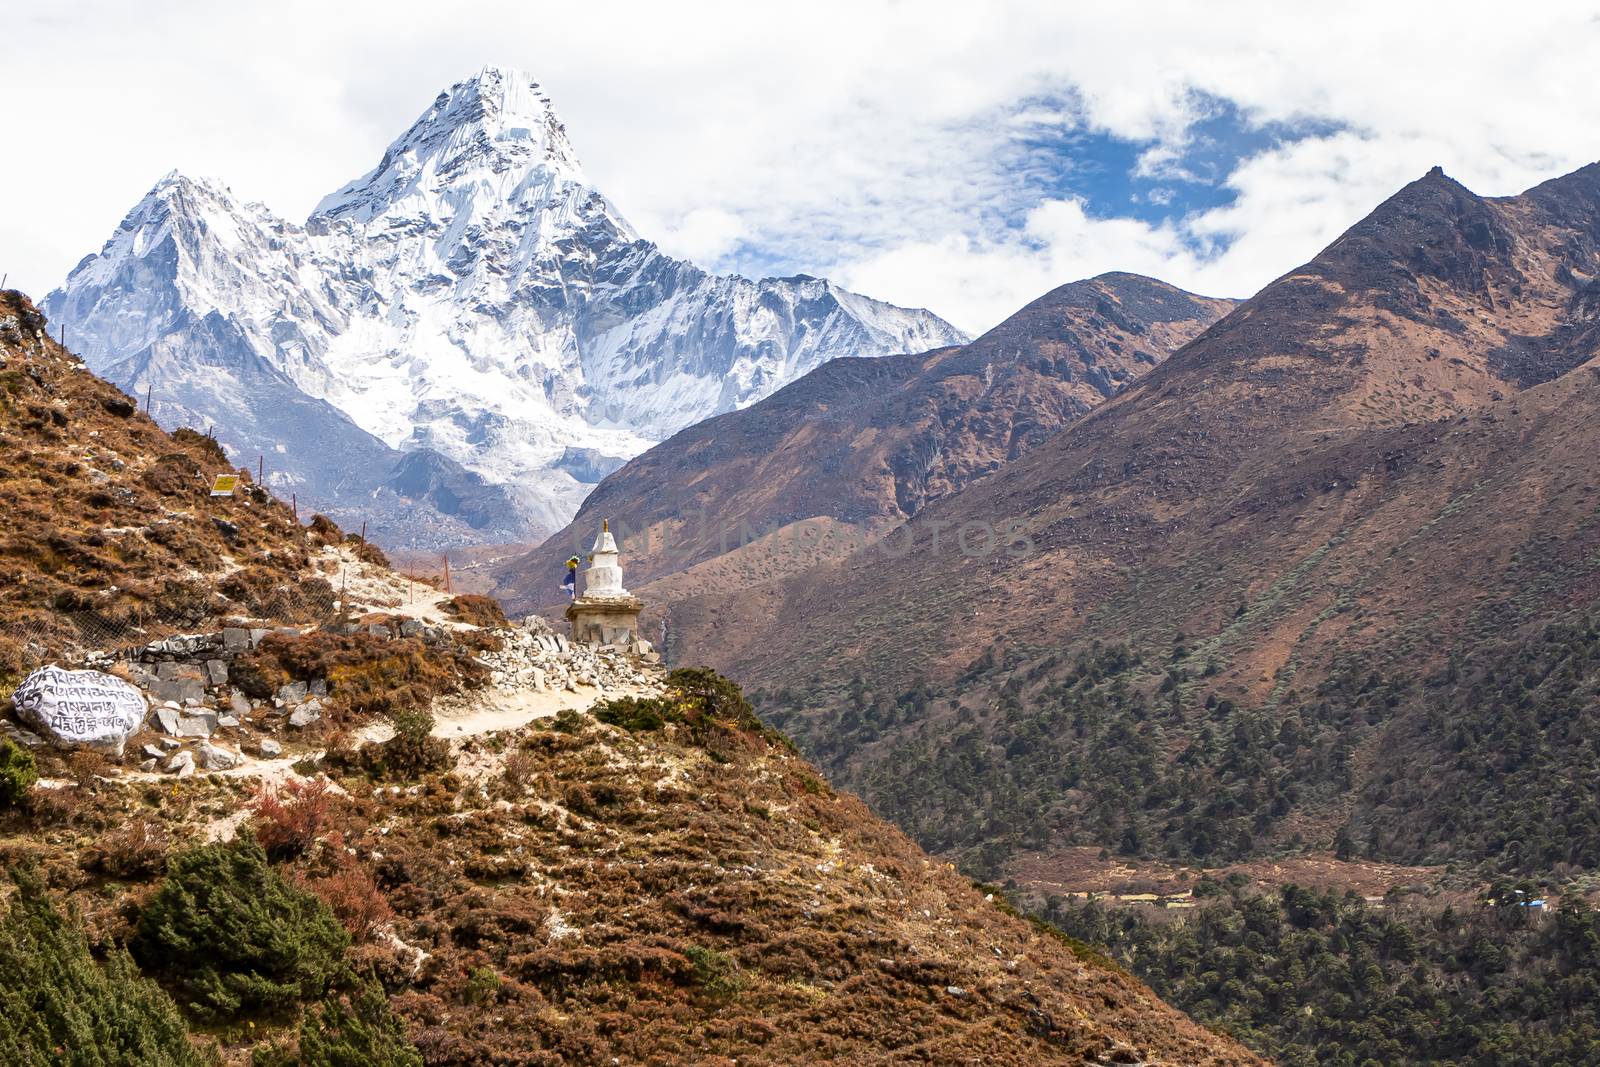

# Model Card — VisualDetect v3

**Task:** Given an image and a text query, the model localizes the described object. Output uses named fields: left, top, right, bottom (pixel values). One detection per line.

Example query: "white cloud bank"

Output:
left=4, top=1, right=1598, bottom=334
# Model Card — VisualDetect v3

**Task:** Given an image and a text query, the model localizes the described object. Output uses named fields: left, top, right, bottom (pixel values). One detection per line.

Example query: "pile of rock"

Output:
left=481, top=619, right=661, bottom=694
left=80, top=625, right=320, bottom=773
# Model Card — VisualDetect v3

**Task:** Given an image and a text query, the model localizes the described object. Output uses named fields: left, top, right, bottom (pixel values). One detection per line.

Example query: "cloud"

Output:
left=652, top=207, right=748, bottom=265
left=4, top=1, right=1600, bottom=335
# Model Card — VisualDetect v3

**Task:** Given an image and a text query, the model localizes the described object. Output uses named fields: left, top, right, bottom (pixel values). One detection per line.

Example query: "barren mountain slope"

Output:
left=683, top=164, right=1600, bottom=696
left=645, top=163, right=1600, bottom=882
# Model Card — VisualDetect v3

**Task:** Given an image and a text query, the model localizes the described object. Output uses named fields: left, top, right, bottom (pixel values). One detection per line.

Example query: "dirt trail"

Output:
left=356, top=680, right=632, bottom=744
left=121, top=674, right=651, bottom=785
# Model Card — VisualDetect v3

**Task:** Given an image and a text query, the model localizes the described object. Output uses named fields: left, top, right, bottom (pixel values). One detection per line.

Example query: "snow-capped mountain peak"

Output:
left=47, top=67, right=968, bottom=549
left=311, top=65, right=631, bottom=241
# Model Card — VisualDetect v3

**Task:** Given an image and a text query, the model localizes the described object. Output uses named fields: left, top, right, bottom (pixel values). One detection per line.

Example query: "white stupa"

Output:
left=582, top=520, right=630, bottom=598
left=566, top=519, right=644, bottom=648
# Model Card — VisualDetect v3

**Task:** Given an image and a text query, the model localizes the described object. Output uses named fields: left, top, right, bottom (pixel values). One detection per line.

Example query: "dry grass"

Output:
left=232, top=629, right=487, bottom=719
left=0, top=692, right=1259, bottom=1066
left=0, top=291, right=340, bottom=657
left=440, top=594, right=508, bottom=628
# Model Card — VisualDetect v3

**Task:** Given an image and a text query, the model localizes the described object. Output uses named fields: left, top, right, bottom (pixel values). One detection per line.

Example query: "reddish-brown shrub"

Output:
left=24, top=784, right=94, bottom=829
left=141, top=453, right=202, bottom=498
left=501, top=751, right=537, bottom=795
left=308, top=514, right=344, bottom=543
left=237, top=630, right=485, bottom=720
left=442, top=594, right=508, bottom=628
left=250, top=778, right=333, bottom=861
left=85, top=814, right=169, bottom=879
left=220, top=567, right=335, bottom=623
left=299, top=859, right=392, bottom=943
left=349, top=536, right=389, bottom=568
left=169, top=427, right=231, bottom=466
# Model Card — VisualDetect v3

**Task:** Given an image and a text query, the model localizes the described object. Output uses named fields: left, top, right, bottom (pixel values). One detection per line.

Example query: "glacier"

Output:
left=45, top=65, right=967, bottom=547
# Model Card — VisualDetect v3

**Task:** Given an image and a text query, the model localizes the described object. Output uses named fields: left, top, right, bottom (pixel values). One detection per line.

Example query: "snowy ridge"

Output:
left=46, top=66, right=967, bottom=546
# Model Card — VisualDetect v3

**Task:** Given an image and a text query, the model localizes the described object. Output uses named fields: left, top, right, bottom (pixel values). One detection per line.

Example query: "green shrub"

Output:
left=463, top=966, right=500, bottom=1006
left=0, top=867, right=216, bottom=1065
left=594, top=668, right=790, bottom=753
left=131, top=837, right=350, bottom=1021
left=252, top=981, right=420, bottom=1067
left=684, top=945, right=745, bottom=1000
left=327, top=707, right=448, bottom=782
left=369, top=708, right=447, bottom=780
left=668, top=666, right=757, bottom=724
left=593, top=695, right=670, bottom=732
left=0, top=736, right=37, bottom=807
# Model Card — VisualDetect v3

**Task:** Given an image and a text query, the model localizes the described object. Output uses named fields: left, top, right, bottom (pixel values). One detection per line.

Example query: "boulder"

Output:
left=229, top=691, right=252, bottom=718
left=10, top=665, right=148, bottom=756
left=196, top=741, right=239, bottom=771
left=148, top=675, right=205, bottom=707
left=1, top=719, right=45, bottom=748
left=155, top=708, right=218, bottom=738
left=258, top=738, right=283, bottom=758
left=164, top=750, right=195, bottom=777
left=222, top=627, right=251, bottom=652
left=289, top=701, right=322, bottom=728
left=275, top=680, right=309, bottom=706
left=204, top=660, right=229, bottom=687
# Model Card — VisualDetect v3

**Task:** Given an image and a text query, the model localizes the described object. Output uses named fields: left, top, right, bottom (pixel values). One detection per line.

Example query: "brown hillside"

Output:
left=681, top=164, right=1600, bottom=695
left=0, top=289, right=347, bottom=665
left=6, top=698, right=1262, bottom=1066
left=493, top=273, right=1233, bottom=617
left=652, top=162, right=1600, bottom=880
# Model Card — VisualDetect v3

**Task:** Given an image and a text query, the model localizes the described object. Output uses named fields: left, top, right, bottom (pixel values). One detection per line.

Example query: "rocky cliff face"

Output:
left=45, top=66, right=966, bottom=547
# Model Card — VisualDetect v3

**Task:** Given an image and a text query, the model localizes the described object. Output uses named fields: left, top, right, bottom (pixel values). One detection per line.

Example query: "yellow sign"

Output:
left=209, top=475, right=239, bottom=497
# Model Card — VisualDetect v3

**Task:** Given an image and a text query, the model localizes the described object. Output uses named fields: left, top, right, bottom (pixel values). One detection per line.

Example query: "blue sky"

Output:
left=7, top=2, right=1600, bottom=334
left=721, top=91, right=1349, bottom=292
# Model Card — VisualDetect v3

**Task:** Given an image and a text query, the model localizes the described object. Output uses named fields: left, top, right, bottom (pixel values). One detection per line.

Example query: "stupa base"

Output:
left=566, top=595, right=644, bottom=648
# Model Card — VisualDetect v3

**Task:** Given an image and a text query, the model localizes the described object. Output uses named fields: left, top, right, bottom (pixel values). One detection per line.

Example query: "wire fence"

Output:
left=4, top=575, right=351, bottom=673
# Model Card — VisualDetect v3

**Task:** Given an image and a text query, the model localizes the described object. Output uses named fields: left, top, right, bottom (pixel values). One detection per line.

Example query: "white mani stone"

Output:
left=10, top=665, right=147, bottom=756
